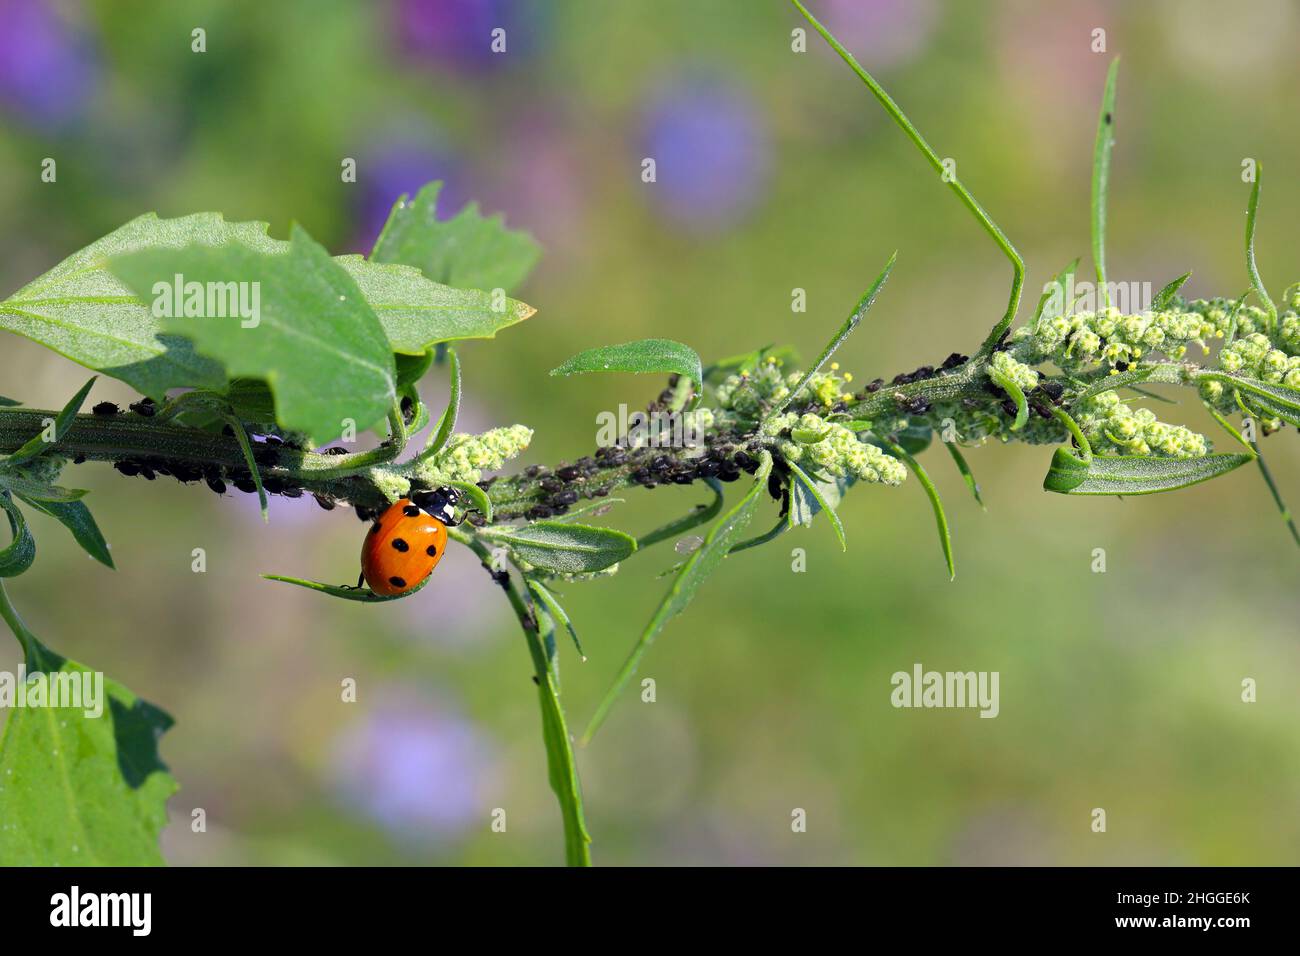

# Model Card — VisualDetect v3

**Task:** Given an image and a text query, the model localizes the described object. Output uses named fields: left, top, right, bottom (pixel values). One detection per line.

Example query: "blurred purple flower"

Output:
left=480, top=109, right=586, bottom=259
left=640, top=76, right=769, bottom=233
left=0, top=0, right=98, bottom=128
left=392, top=0, right=548, bottom=71
left=814, top=0, right=937, bottom=71
left=331, top=690, right=498, bottom=843
left=353, top=131, right=468, bottom=250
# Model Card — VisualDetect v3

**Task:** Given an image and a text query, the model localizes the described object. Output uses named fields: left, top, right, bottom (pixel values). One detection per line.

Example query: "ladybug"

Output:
left=359, top=487, right=461, bottom=596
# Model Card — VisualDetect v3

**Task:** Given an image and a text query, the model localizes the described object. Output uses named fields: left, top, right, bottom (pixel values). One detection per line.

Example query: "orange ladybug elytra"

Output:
left=359, top=489, right=460, bottom=596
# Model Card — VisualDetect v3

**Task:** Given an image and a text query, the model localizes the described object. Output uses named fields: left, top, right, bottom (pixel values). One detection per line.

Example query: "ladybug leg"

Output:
left=356, top=571, right=365, bottom=589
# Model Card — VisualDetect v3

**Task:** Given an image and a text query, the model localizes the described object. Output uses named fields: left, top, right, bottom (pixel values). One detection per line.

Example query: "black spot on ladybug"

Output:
left=388, top=576, right=407, bottom=589
left=392, top=538, right=409, bottom=552
left=426, top=544, right=438, bottom=557
left=402, top=504, right=420, bottom=517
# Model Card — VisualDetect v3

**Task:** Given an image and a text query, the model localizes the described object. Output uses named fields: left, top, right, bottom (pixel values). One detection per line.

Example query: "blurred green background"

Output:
left=1, top=0, right=1297, bottom=865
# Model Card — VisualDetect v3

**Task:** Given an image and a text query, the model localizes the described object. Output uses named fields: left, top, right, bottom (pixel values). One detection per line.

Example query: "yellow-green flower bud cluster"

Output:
left=1014, top=305, right=1222, bottom=370
left=1075, top=391, right=1208, bottom=458
left=713, top=358, right=855, bottom=424
left=417, top=424, right=533, bottom=484
left=989, top=350, right=1039, bottom=392
left=766, top=411, right=906, bottom=484
left=713, top=361, right=791, bottom=419
left=1215, top=333, right=1300, bottom=387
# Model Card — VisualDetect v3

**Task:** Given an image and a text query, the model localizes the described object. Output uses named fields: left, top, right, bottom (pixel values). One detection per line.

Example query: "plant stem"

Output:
left=455, top=531, right=592, bottom=866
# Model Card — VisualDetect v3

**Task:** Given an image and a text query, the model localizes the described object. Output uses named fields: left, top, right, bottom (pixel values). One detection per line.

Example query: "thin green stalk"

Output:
left=0, top=580, right=56, bottom=672
left=1092, top=59, right=1119, bottom=310
left=455, top=530, right=592, bottom=866
left=1244, top=165, right=1277, bottom=333
left=791, top=0, right=1023, bottom=356
left=1247, top=443, right=1300, bottom=548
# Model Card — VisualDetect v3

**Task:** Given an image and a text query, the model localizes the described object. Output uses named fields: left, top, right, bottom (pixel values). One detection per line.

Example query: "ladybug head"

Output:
left=411, top=486, right=461, bottom=525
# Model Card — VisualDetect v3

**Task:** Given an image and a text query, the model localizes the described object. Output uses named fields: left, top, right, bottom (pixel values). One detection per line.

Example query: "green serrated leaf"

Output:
left=110, top=224, right=396, bottom=444
left=345, top=254, right=537, bottom=353
left=371, top=182, right=541, bottom=294
left=15, top=495, right=113, bottom=568
left=3, top=377, right=96, bottom=468
left=582, top=452, right=772, bottom=744
left=0, top=213, right=261, bottom=398
left=550, top=339, right=704, bottom=393
left=1, top=210, right=537, bottom=400
left=786, top=461, right=848, bottom=551
left=0, top=495, right=36, bottom=578
left=0, top=583, right=176, bottom=865
left=1043, top=448, right=1254, bottom=495
left=481, top=522, right=636, bottom=575
left=1152, top=271, right=1192, bottom=311
left=218, top=378, right=278, bottom=424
